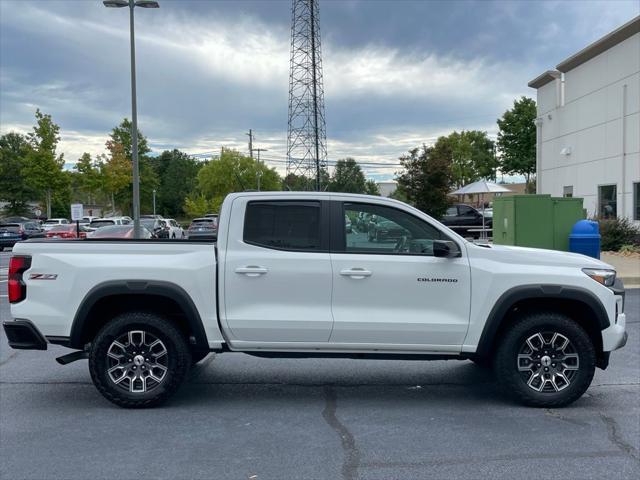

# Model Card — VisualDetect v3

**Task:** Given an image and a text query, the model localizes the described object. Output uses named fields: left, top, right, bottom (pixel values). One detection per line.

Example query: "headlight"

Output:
left=582, top=268, right=616, bottom=287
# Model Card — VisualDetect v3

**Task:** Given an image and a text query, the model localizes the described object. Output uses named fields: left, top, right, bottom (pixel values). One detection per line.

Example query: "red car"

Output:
left=45, top=224, right=87, bottom=239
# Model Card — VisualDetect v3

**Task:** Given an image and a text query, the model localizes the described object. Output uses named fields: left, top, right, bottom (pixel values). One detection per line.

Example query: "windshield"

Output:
left=140, top=219, right=157, bottom=228
left=44, top=220, right=60, bottom=225
left=0, top=224, right=20, bottom=233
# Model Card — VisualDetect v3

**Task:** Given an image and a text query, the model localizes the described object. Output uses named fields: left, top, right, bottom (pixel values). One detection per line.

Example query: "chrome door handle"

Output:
left=235, top=266, right=268, bottom=277
left=340, top=268, right=372, bottom=279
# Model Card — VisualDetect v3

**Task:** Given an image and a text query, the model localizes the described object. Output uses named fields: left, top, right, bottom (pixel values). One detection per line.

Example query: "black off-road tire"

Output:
left=494, top=311, right=596, bottom=408
left=89, top=312, right=191, bottom=408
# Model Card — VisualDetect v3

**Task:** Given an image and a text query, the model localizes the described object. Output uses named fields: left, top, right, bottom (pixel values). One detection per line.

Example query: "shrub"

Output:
left=597, top=217, right=640, bottom=251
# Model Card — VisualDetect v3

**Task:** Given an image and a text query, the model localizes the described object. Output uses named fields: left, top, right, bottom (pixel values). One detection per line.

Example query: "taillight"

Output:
left=8, top=255, right=31, bottom=303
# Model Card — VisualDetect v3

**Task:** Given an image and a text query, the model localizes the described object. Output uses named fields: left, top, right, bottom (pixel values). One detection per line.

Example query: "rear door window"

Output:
left=243, top=201, right=321, bottom=251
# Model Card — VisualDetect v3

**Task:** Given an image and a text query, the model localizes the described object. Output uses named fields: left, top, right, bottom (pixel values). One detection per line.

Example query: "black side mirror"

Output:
left=433, top=240, right=461, bottom=258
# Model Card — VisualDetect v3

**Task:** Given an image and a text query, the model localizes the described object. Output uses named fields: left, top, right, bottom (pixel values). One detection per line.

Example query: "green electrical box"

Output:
left=493, top=195, right=585, bottom=251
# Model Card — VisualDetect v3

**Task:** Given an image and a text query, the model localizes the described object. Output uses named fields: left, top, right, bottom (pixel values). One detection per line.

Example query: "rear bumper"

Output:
left=3, top=320, right=47, bottom=350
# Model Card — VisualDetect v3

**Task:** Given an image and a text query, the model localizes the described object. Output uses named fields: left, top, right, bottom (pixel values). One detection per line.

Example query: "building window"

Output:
left=563, top=186, right=573, bottom=198
left=634, top=183, right=639, bottom=221
left=598, top=185, right=617, bottom=219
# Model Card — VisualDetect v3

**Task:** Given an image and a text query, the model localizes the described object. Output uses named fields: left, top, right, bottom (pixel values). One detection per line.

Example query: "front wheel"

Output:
left=494, top=312, right=596, bottom=407
left=89, top=312, right=191, bottom=408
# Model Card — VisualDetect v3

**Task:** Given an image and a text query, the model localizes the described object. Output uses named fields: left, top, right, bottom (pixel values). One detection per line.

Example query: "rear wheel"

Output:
left=89, top=312, right=191, bottom=408
left=494, top=312, right=595, bottom=407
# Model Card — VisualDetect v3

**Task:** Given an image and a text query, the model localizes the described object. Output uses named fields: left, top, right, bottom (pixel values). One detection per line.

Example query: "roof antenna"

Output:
left=235, top=172, right=247, bottom=191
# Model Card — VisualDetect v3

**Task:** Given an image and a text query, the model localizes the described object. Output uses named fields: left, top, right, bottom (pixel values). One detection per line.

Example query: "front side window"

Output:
left=598, top=185, right=617, bottom=219
left=244, top=201, right=321, bottom=251
left=343, top=203, right=445, bottom=255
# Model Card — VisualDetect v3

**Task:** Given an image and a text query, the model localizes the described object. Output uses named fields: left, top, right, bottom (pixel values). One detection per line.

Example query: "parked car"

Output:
left=3, top=192, right=627, bottom=410
left=440, top=204, right=492, bottom=238
left=367, top=215, right=407, bottom=242
left=79, top=216, right=100, bottom=226
left=0, top=221, right=45, bottom=250
left=45, top=224, right=88, bottom=239
left=86, top=217, right=131, bottom=233
left=42, top=218, right=70, bottom=231
left=187, top=217, right=218, bottom=240
left=164, top=219, right=185, bottom=239
left=89, top=225, right=153, bottom=239
left=137, top=218, right=168, bottom=238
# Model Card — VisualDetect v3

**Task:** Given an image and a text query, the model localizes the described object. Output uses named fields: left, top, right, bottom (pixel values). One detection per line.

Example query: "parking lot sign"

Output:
left=71, top=204, right=83, bottom=221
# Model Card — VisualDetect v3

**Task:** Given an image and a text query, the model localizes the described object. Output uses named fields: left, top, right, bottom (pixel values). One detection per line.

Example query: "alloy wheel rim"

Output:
left=106, top=330, right=168, bottom=394
left=517, top=331, right=580, bottom=393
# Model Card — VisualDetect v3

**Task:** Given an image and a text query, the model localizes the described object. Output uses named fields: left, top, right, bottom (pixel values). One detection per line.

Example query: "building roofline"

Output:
left=557, top=15, right=640, bottom=73
left=528, top=70, right=561, bottom=89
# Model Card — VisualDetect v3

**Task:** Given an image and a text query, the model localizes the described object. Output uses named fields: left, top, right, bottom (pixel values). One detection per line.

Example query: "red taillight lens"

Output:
left=8, top=255, right=31, bottom=303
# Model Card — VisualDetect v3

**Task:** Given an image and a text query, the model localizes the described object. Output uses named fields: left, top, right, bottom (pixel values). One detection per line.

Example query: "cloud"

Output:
left=1, top=0, right=638, bottom=182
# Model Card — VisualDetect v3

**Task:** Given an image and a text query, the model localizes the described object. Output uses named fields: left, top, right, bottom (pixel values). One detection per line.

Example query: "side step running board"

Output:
left=56, top=350, right=88, bottom=365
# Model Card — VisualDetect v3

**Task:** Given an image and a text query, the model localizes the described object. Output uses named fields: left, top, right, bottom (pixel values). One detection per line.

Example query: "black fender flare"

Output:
left=475, top=284, right=610, bottom=358
left=70, top=280, right=209, bottom=352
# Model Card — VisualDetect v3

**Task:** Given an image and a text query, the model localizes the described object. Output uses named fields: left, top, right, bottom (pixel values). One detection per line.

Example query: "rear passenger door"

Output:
left=223, top=200, right=334, bottom=342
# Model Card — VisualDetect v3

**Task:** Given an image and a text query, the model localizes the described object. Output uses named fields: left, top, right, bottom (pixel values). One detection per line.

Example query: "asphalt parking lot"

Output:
left=0, top=248, right=639, bottom=480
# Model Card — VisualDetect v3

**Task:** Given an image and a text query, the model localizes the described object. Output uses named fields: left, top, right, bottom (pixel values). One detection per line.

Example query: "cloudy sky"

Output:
left=0, top=0, right=638, bottom=180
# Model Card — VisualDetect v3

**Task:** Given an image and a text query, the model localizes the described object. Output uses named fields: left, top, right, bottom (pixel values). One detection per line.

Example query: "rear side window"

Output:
left=244, top=201, right=321, bottom=251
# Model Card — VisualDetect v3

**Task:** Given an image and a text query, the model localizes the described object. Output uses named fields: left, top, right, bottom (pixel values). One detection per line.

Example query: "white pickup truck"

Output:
left=3, top=192, right=627, bottom=408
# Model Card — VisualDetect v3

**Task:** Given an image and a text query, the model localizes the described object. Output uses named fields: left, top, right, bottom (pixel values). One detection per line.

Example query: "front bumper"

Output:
left=3, top=320, right=47, bottom=350
left=602, top=278, right=627, bottom=352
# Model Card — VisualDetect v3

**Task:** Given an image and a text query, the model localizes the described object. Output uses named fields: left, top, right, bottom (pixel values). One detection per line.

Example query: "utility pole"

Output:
left=254, top=148, right=268, bottom=191
left=246, top=129, right=254, bottom=159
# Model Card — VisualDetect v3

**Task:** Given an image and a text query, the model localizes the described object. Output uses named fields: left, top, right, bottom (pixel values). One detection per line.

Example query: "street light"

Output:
left=103, top=0, right=159, bottom=238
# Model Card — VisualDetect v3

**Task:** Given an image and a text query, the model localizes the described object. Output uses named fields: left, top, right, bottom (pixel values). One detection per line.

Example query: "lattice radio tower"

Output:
left=286, top=0, right=327, bottom=191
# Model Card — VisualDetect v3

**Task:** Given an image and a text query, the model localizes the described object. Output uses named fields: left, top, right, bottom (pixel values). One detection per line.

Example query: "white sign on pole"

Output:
left=71, top=204, right=84, bottom=221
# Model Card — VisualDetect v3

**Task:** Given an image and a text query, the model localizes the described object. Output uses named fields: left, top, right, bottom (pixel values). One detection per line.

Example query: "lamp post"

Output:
left=152, top=189, right=156, bottom=217
left=103, top=0, right=159, bottom=238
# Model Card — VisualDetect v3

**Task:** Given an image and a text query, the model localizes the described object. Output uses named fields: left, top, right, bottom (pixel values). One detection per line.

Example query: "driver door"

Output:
left=330, top=201, right=471, bottom=349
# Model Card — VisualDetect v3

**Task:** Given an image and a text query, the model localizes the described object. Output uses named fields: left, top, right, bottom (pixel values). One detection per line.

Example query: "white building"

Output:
left=528, top=16, right=639, bottom=223
left=376, top=181, right=397, bottom=197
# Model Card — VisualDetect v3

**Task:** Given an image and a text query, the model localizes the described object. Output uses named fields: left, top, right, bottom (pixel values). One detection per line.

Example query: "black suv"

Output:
left=0, top=221, right=45, bottom=250
left=440, top=204, right=492, bottom=238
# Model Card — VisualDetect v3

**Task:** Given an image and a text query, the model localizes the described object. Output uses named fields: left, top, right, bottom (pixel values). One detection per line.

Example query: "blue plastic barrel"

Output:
left=569, top=220, right=600, bottom=259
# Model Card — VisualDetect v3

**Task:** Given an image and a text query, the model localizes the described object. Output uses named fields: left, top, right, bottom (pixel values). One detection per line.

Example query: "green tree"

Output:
left=184, top=194, right=217, bottom=218
left=101, top=142, right=131, bottom=215
left=150, top=149, right=202, bottom=216
left=282, top=169, right=330, bottom=191
left=364, top=179, right=380, bottom=195
left=497, top=97, right=537, bottom=190
left=329, top=158, right=367, bottom=193
left=104, top=119, right=158, bottom=215
left=192, top=149, right=281, bottom=213
left=110, top=118, right=150, bottom=159
left=0, top=132, right=35, bottom=216
left=74, top=153, right=104, bottom=204
left=447, top=130, right=497, bottom=188
left=396, top=142, right=452, bottom=219
left=22, top=110, right=68, bottom=218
